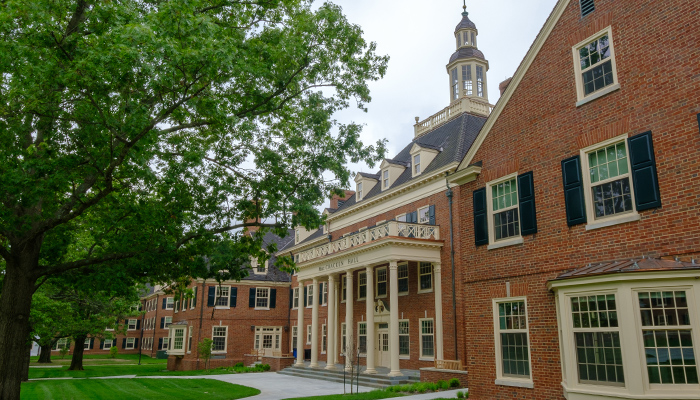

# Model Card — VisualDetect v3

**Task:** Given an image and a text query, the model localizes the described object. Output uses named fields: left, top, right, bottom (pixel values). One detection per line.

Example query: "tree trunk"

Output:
left=69, top=336, right=87, bottom=371
left=38, top=343, right=52, bottom=363
left=21, top=344, right=31, bottom=382
left=0, top=238, right=42, bottom=400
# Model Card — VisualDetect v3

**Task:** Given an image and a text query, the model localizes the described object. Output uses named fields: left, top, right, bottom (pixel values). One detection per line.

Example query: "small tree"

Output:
left=198, top=338, right=213, bottom=370
left=58, top=342, right=70, bottom=360
left=109, top=346, right=118, bottom=359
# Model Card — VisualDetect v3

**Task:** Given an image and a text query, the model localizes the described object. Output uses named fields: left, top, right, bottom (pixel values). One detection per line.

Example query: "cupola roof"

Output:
left=449, top=47, right=486, bottom=63
left=455, top=12, right=477, bottom=32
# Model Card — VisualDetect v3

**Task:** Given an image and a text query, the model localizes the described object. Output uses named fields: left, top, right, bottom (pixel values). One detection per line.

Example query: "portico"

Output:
left=293, top=221, right=444, bottom=376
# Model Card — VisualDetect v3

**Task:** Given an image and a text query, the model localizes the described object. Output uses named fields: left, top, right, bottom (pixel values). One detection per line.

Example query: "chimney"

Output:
left=499, top=77, right=513, bottom=96
left=244, top=200, right=260, bottom=234
left=330, top=190, right=355, bottom=210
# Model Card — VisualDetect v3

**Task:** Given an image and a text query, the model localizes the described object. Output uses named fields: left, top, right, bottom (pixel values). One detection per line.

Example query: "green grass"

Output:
left=21, top=379, right=259, bottom=400
left=282, top=391, right=404, bottom=400
left=28, top=364, right=244, bottom=379
left=31, top=353, right=166, bottom=365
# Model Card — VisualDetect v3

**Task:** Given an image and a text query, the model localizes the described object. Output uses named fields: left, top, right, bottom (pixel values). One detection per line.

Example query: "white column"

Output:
left=333, top=279, right=341, bottom=365
left=364, top=266, right=377, bottom=374
left=325, top=275, right=336, bottom=370
left=344, top=271, right=354, bottom=371
left=310, top=277, right=320, bottom=368
left=434, top=263, right=444, bottom=361
left=388, top=261, right=403, bottom=376
left=295, top=280, right=305, bottom=367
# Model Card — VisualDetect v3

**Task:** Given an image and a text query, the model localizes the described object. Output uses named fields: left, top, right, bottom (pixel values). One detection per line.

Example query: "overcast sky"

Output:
left=325, top=0, right=559, bottom=182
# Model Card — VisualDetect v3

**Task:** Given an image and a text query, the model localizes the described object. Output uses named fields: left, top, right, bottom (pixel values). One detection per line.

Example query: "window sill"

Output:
left=585, top=213, right=640, bottom=231
left=254, top=307, right=270, bottom=311
left=375, top=295, right=387, bottom=299
left=215, top=306, right=230, bottom=310
left=211, top=351, right=226, bottom=354
left=487, top=237, right=524, bottom=250
left=417, top=289, right=434, bottom=294
left=400, top=356, right=410, bottom=360
left=419, top=357, right=435, bottom=362
left=399, top=292, right=409, bottom=297
left=495, top=378, right=534, bottom=389
left=576, top=83, right=620, bottom=107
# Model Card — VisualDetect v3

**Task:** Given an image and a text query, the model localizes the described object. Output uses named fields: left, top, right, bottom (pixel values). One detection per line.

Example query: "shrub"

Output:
left=109, top=346, right=118, bottom=359
left=197, top=338, right=213, bottom=370
left=234, top=362, right=244, bottom=368
left=448, top=378, right=460, bottom=388
left=457, top=390, right=465, bottom=399
left=436, top=380, right=448, bottom=390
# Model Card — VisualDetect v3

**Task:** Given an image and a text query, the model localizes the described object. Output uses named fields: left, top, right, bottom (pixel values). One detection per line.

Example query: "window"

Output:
left=162, top=337, right=169, bottom=350
left=574, top=30, right=618, bottom=103
left=127, top=319, right=137, bottom=330
left=398, top=263, right=409, bottom=294
left=182, top=294, right=187, bottom=311
left=463, top=65, right=472, bottom=96
left=164, top=316, right=172, bottom=328
left=188, top=326, right=193, bottom=352
left=341, top=323, right=347, bottom=354
left=471, top=32, right=476, bottom=46
left=418, top=206, right=430, bottom=224
left=584, top=141, right=634, bottom=220
left=420, top=319, right=435, bottom=358
left=413, top=154, right=421, bottom=175
left=341, top=275, right=347, bottom=302
left=165, top=297, right=174, bottom=310
left=399, top=320, right=410, bottom=356
left=84, top=340, right=91, bottom=350
left=190, top=286, right=197, bottom=309
left=307, top=325, right=312, bottom=344
left=376, top=267, right=387, bottom=298
left=321, top=282, right=328, bottom=306
left=451, top=68, right=459, bottom=100
left=174, top=297, right=179, bottom=313
left=322, top=324, right=327, bottom=353
left=125, top=338, right=135, bottom=350
left=212, top=326, right=227, bottom=353
left=293, top=288, right=299, bottom=309
left=358, top=322, right=367, bottom=354
left=476, top=65, right=484, bottom=97
left=52, top=338, right=69, bottom=351
left=358, top=272, right=367, bottom=300
left=255, top=287, right=270, bottom=309
left=419, top=262, right=433, bottom=292
left=580, top=0, right=595, bottom=17
left=291, top=325, right=298, bottom=349
left=172, top=328, right=185, bottom=351
left=103, top=339, right=113, bottom=350
left=383, top=170, right=390, bottom=188
left=295, top=229, right=300, bottom=244
left=357, top=182, right=363, bottom=201
left=495, top=300, right=532, bottom=381
left=216, top=286, right=230, bottom=307
left=638, top=291, right=698, bottom=384
left=489, top=177, right=520, bottom=241
left=306, top=285, right=314, bottom=308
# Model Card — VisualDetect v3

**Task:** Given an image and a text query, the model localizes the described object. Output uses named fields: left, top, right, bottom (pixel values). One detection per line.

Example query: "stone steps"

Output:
left=278, top=366, right=420, bottom=389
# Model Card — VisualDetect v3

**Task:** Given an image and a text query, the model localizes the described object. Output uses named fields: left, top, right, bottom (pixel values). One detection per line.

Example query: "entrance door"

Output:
left=376, top=323, right=390, bottom=367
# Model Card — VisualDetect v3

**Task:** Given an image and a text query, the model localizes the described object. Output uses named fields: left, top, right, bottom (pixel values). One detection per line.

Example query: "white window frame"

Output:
left=341, top=323, right=347, bottom=355
left=103, top=339, right=113, bottom=350
left=84, top=339, right=91, bottom=350
left=580, top=134, right=640, bottom=231
left=357, top=271, right=367, bottom=300
left=399, top=319, right=410, bottom=358
left=164, top=316, right=172, bottom=328
left=418, top=262, right=433, bottom=294
left=493, top=297, right=534, bottom=388
left=398, top=262, right=409, bottom=295
left=419, top=318, right=435, bottom=360
left=215, top=286, right=231, bottom=309
left=321, top=282, right=328, bottom=306
left=165, top=297, right=174, bottom=310
left=383, top=169, right=390, bottom=188
left=127, top=319, right=138, bottom=331
left=255, top=287, right=270, bottom=310
left=572, top=27, right=620, bottom=106
left=162, top=337, right=169, bottom=350
left=211, top=326, right=228, bottom=354
left=356, top=182, right=363, bottom=201
left=376, top=267, right=388, bottom=298
left=187, top=326, right=193, bottom=353
left=306, top=284, right=314, bottom=308
left=413, top=154, right=421, bottom=175
left=322, top=324, right=327, bottom=354
left=53, top=338, right=69, bottom=351
left=293, top=287, right=300, bottom=309
left=291, top=325, right=298, bottom=350
left=418, top=206, right=430, bottom=224
left=125, top=337, right=135, bottom=350
left=307, top=325, right=312, bottom=344
left=190, top=286, right=197, bottom=309
left=181, top=294, right=187, bottom=311
left=358, top=322, right=367, bottom=355
left=486, top=173, right=523, bottom=250
left=341, top=275, right=347, bottom=303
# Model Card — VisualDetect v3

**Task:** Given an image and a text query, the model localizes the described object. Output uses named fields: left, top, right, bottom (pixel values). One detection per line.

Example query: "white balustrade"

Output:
left=414, top=96, right=493, bottom=138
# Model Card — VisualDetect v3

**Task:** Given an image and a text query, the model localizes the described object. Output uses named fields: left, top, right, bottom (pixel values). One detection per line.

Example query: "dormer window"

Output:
left=357, top=182, right=363, bottom=200
left=414, top=154, right=421, bottom=175
left=383, top=170, right=390, bottom=188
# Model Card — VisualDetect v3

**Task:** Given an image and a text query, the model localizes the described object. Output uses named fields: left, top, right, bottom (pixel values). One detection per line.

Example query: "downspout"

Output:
left=445, top=172, right=459, bottom=360
left=152, top=294, right=159, bottom=358
left=197, top=281, right=206, bottom=370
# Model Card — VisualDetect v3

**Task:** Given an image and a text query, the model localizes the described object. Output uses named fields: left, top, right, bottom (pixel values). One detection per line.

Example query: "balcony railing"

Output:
left=295, top=221, right=440, bottom=264
left=414, top=96, right=493, bottom=138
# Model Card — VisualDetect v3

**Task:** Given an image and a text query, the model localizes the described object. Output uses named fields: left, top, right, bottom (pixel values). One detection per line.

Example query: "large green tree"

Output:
left=0, top=0, right=387, bottom=397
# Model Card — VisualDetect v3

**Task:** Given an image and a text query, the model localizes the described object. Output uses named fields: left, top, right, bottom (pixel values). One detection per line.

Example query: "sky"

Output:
left=326, top=0, right=559, bottom=185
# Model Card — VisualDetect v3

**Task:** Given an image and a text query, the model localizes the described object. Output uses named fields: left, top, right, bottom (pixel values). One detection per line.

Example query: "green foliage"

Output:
left=385, top=380, right=458, bottom=395
left=234, top=362, right=244, bottom=368
left=456, top=390, right=466, bottom=398
left=281, top=390, right=403, bottom=400
left=109, top=346, right=118, bottom=359
left=448, top=378, right=460, bottom=388
left=58, top=343, right=70, bottom=359
left=197, top=338, right=214, bottom=369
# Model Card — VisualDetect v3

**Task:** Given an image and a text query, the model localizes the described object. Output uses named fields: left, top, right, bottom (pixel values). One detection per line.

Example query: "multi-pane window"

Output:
left=127, top=319, right=137, bottom=330
left=462, top=65, right=472, bottom=96
left=497, top=301, right=531, bottom=379
left=182, top=294, right=187, bottom=311
left=491, top=178, right=520, bottom=241
left=321, top=282, right=328, bottom=305
left=293, top=288, right=299, bottom=309
left=188, top=326, right=193, bottom=352
left=638, top=291, right=698, bottom=384
left=357, top=182, right=363, bottom=200
left=162, top=337, right=169, bottom=350
left=398, top=263, right=409, bottom=294
left=322, top=324, right=327, bottom=353
left=84, top=340, right=91, bottom=350
left=414, top=154, right=421, bottom=175
left=376, top=268, right=387, bottom=297
left=418, top=206, right=430, bottom=224
left=571, top=294, right=624, bottom=385
left=172, top=328, right=185, bottom=351
left=471, top=32, right=476, bottom=47
left=212, top=326, right=227, bottom=352
left=341, top=276, right=347, bottom=302
left=587, top=142, right=633, bottom=219
left=358, top=322, right=367, bottom=354
left=53, top=338, right=69, bottom=351
left=358, top=272, right=367, bottom=300
left=452, top=68, right=459, bottom=100
left=164, top=316, right=172, bottom=328
left=103, top=339, right=113, bottom=350
left=341, top=323, right=347, bottom=354
left=216, top=286, right=230, bottom=307
left=399, top=320, right=410, bottom=356
left=291, top=326, right=298, bottom=349
left=419, top=262, right=433, bottom=292
left=307, top=325, right=312, bottom=344
left=579, top=34, right=613, bottom=96
left=476, top=65, right=484, bottom=97
left=420, top=319, right=435, bottom=358
left=174, top=297, right=179, bottom=312
left=165, top=297, right=174, bottom=309
left=191, top=287, right=197, bottom=309
left=307, top=285, right=314, bottom=307
left=383, top=170, right=390, bottom=188
left=255, top=288, right=270, bottom=308
left=125, top=338, right=135, bottom=350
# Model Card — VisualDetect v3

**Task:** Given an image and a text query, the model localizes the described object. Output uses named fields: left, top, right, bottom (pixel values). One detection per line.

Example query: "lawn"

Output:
left=21, top=379, right=259, bottom=400
left=283, top=391, right=405, bottom=400
left=28, top=364, right=243, bottom=379
left=30, top=353, right=166, bottom=365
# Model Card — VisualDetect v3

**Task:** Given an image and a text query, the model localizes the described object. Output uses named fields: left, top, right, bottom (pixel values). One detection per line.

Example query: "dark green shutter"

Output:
left=289, top=288, right=293, bottom=309
left=162, top=298, right=166, bottom=309
left=122, top=338, right=126, bottom=349
left=561, top=156, right=587, bottom=226
left=134, top=338, right=139, bottom=349
left=628, top=131, right=662, bottom=211
left=318, top=284, right=323, bottom=303
left=160, top=317, right=165, bottom=329
left=428, top=205, right=436, bottom=225
left=136, top=319, right=140, bottom=330
left=90, top=338, right=94, bottom=349
left=270, top=289, right=277, bottom=308
left=158, top=338, right=163, bottom=350
left=249, top=288, right=256, bottom=308
left=98, top=339, right=102, bottom=349
left=207, top=287, right=215, bottom=307
left=112, top=339, right=117, bottom=347
left=473, top=188, right=488, bottom=246
left=230, top=287, right=237, bottom=307
left=304, top=287, right=307, bottom=307
left=517, top=172, right=537, bottom=235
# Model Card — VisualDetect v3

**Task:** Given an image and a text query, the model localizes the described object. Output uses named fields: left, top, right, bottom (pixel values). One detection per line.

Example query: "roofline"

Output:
left=547, top=268, right=700, bottom=291
left=457, top=0, right=571, bottom=171
left=278, top=234, right=328, bottom=257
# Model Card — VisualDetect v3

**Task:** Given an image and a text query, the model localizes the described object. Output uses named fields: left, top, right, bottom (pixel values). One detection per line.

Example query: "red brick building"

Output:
left=447, top=0, right=700, bottom=399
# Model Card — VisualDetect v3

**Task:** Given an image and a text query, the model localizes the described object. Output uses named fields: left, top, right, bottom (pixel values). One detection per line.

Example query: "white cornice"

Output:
left=457, top=0, right=571, bottom=171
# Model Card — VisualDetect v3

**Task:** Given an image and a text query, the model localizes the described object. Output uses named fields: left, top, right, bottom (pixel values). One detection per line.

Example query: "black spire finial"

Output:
left=462, top=0, right=469, bottom=17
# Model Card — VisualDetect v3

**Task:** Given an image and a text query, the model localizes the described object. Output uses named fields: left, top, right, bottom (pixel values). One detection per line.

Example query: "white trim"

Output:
left=585, top=213, right=641, bottom=231
left=125, top=337, right=136, bottom=350
left=211, top=325, right=228, bottom=354
left=488, top=237, right=524, bottom=250
left=254, top=287, right=270, bottom=310
left=492, top=296, right=534, bottom=387
left=572, top=27, right=619, bottom=104
left=214, top=285, right=231, bottom=309
left=419, top=318, right=435, bottom=359
left=375, top=266, right=388, bottom=299
left=306, top=324, right=312, bottom=345
left=417, top=205, right=430, bottom=224
left=495, top=379, right=534, bottom=389
left=486, top=173, right=522, bottom=246
left=306, top=284, right=314, bottom=308
left=417, top=262, right=434, bottom=294
left=576, top=83, right=620, bottom=107
left=397, top=262, right=409, bottom=295
left=357, top=271, right=367, bottom=301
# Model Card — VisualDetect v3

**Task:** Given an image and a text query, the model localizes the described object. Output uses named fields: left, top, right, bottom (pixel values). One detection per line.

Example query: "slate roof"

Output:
left=295, top=227, right=327, bottom=247
left=357, top=172, right=380, bottom=180
left=449, top=47, right=486, bottom=63
left=455, top=12, right=477, bottom=31
left=554, top=258, right=700, bottom=281
left=335, top=112, right=486, bottom=214
left=243, top=229, right=295, bottom=282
